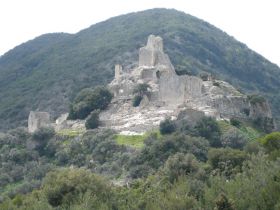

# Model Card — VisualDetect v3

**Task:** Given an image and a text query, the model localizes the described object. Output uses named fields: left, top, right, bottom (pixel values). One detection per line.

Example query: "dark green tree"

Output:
left=85, top=110, right=100, bottom=130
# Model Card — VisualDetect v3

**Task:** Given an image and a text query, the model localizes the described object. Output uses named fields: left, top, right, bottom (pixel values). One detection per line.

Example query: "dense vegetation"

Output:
left=0, top=8, right=279, bottom=131
left=68, top=86, right=112, bottom=120
left=1, top=113, right=280, bottom=209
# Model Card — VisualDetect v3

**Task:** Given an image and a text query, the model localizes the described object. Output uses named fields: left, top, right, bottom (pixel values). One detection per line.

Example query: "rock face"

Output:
left=28, top=111, right=51, bottom=133
left=100, top=35, right=274, bottom=134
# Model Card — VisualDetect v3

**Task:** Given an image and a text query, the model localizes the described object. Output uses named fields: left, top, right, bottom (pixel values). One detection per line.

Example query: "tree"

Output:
left=68, top=86, right=112, bottom=120
left=160, top=118, right=176, bottom=134
left=32, top=127, right=55, bottom=155
left=85, top=110, right=100, bottom=129
left=215, top=193, right=235, bottom=210
left=221, top=128, right=248, bottom=149
left=195, top=117, right=222, bottom=147
left=132, top=83, right=151, bottom=107
left=260, top=132, right=280, bottom=160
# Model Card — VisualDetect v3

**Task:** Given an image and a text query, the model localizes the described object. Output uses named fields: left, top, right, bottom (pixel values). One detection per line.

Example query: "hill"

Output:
left=0, top=8, right=279, bottom=130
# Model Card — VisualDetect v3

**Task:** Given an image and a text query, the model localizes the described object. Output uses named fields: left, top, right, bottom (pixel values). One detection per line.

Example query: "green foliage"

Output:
left=248, top=94, right=266, bottom=105
left=85, top=110, right=100, bottom=129
left=195, top=117, right=222, bottom=147
left=32, top=127, right=55, bottom=155
left=162, top=153, right=200, bottom=183
left=42, top=168, right=111, bottom=207
left=132, top=83, right=150, bottom=107
left=221, top=128, right=248, bottom=149
left=68, top=86, right=112, bottom=120
left=214, top=193, right=235, bottom=210
left=132, top=83, right=151, bottom=97
left=128, top=133, right=209, bottom=178
left=159, top=118, right=176, bottom=134
left=208, top=148, right=247, bottom=177
left=260, top=132, right=280, bottom=159
left=253, top=116, right=275, bottom=133
left=115, top=134, right=146, bottom=148
left=229, top=118, right=241, bottom=127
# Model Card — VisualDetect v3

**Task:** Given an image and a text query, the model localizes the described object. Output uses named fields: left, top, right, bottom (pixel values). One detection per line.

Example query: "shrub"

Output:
left=42, top=168, right=112, bottom=207
left=68, top=86, right=112, bottom=120
left=208, top=148, right=247, bottom=177
left=248, top=94, right=266, bottom=105
left=260, top=132, right=280, bottom=159
left=160, top=118, right=176, bottom=134
left=230, top=118, right=241, bottom=127
left=221, top=128, right=248, bottom=149
left=132, top=83, right=150, bottom=97
left=32, top=127, right=55, bottom=155
left=195, top=117, right=222, bottom=147
left=163, top=153, right=199, bottom=183
left=85, top=110, right=100, bottom=130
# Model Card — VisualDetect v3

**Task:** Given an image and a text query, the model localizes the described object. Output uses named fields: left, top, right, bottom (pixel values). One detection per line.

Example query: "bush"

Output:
left=132, top=83, right=150, bottom=96
left=160, top=118, right=176, bottom=134
left=208, top=148, right=247, bottom=177
left=195, top=117, right=222, bottom=147
left=32, top=127, right=55, bottom=155
left=221, top=128, right=248, bottom=149
left=230, top=118, right=241, bottom=127
left=163, top=153, right=200, bottom=183
left=42, top=168, right=112, bottom=207
left=260, top=132, right=280, bottom=159
left=68, top=86, right=112, bottom=120
left=85, top=110, right=100, bottom=130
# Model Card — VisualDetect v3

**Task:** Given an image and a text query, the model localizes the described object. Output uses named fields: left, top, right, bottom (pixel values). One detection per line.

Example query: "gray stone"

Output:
left=100, top=35, right=274, bottom=133
left=28, top=111, right=51, bottom=133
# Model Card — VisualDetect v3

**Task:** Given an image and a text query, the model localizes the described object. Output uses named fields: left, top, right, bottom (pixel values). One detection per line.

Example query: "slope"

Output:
left=0, top=8, right=279, bottom=130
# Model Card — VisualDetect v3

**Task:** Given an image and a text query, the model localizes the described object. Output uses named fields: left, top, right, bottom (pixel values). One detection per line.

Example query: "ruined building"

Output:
left=28, top=35, right=273, bottom=133
left=100, top=35, right=273, bottom=134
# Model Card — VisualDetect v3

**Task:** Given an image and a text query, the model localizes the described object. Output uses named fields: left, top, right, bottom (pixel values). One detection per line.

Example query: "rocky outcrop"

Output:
left=100, top=35, right=274, bottom=134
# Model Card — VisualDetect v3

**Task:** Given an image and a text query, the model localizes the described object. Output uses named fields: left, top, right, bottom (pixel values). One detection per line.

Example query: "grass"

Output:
left=115, top=130, right=162, bottom=149
left=56, top=129, right=85, bottom=137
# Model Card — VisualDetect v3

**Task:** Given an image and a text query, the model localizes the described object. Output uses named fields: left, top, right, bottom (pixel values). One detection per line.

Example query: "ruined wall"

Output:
left=28, top=111, right=51, bottom=133
left=159, top=74, right=203, bottom=105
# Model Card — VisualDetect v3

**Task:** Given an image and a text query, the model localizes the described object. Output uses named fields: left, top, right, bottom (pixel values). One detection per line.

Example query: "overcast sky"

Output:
left=0, top=0, right=279, bottom=66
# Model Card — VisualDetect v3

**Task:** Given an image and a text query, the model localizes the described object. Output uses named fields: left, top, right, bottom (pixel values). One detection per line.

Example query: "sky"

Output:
left=0, top=0, right=279, bottom=66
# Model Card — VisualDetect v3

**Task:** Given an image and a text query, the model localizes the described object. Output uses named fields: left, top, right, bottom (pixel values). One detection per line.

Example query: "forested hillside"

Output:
left=1, top=116, right=280, bottom=209
left=0, top=8, right=279, bottom=130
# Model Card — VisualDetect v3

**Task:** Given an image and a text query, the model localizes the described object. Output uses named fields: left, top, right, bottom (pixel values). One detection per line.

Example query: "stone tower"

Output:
left=28, top=111, right=51, bottom=133
left=114, top=64, right=123, bottom=81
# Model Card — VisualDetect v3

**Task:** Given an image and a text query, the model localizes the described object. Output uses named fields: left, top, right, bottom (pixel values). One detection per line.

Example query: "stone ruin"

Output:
left=99, top=35, right=273, bottom=134
left=27, top=35, right=274, bottom=134
left=28, top=111, right=51, bottom=133
left=27, top=112, right=85, bottom=133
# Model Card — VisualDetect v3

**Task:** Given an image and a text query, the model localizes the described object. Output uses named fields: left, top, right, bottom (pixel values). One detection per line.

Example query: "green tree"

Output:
left=68, top=86, right=112, bottom=120
left=260, top=132, right=280, bottom=160
left=160, top=118, right=176, bottom=134
left=195, top=117, right=222, bottom=147
left=85, top=110, right=100, bottom=130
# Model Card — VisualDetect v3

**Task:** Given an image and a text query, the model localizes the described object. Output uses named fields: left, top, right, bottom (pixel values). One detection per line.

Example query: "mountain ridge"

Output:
left=0, top=8, right=279, bottom=130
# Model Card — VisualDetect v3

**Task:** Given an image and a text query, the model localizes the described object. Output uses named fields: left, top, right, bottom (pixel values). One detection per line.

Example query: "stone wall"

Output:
left=28, top=111, right=51, bottom=133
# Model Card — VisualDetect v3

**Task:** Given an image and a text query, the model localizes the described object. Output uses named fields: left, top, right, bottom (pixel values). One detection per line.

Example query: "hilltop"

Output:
left=0, top=8, right=279, bottom=130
